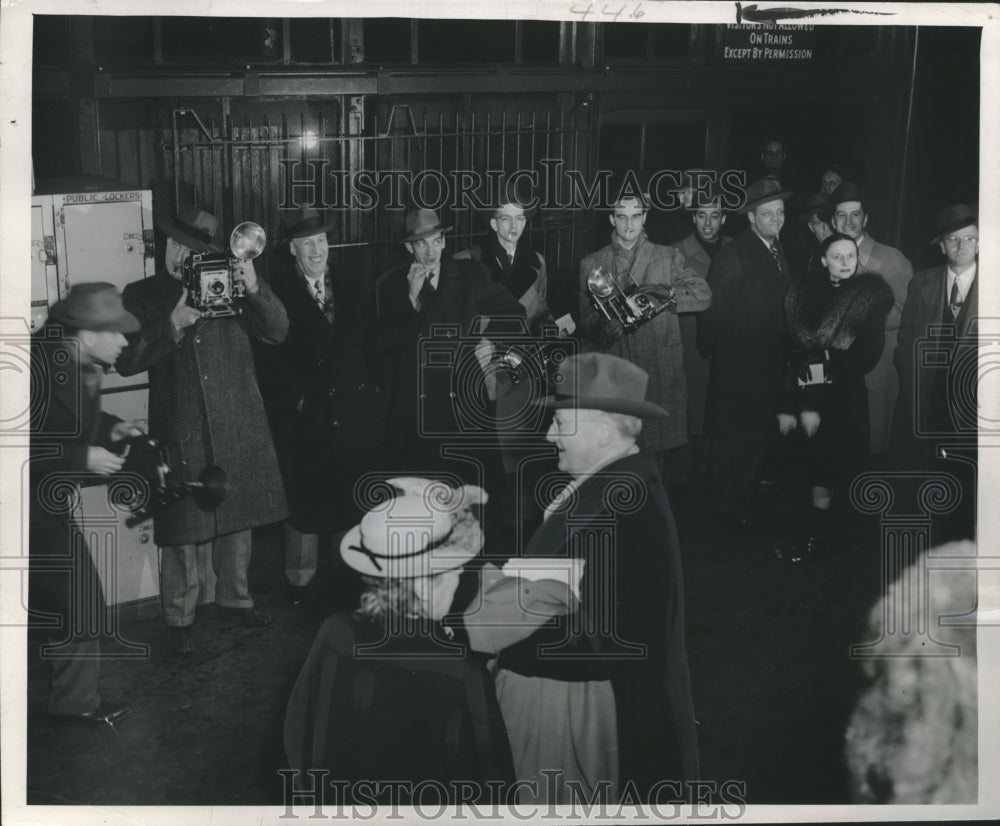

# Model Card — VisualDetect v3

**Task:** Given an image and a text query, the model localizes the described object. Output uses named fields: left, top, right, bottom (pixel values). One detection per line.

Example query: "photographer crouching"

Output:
left=30, top=283, right=143, bottom=726
left=116, top=204, right=289, bottom=655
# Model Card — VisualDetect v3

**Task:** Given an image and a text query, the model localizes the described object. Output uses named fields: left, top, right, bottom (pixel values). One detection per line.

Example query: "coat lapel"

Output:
left=921, top=266, right=947, bottom=325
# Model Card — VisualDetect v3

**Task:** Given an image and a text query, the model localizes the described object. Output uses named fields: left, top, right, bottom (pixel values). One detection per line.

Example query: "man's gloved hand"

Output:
left=777, top=413, right=797, bottom=436
left=800, top=410, right=821, bottom=438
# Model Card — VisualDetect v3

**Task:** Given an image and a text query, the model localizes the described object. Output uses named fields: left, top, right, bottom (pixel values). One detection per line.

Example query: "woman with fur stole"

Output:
left=775, top=232, right=894, bottom=560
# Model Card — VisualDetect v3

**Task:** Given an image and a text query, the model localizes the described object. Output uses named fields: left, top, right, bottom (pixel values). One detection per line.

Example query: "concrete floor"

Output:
left=24, top=483, right=890, bottom=807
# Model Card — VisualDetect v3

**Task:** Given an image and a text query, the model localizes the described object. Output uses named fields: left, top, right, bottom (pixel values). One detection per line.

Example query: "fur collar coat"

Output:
left=786, top=271, right=894, bottom=352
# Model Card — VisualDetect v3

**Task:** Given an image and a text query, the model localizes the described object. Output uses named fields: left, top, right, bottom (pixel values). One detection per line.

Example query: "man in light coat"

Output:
left=672, top=186, right=730, bottom=487
left=578, top=190, right=711, bottom=478
left=830, top=182, right=914, bottom=456
left=118, top=204, right=289, bottom=654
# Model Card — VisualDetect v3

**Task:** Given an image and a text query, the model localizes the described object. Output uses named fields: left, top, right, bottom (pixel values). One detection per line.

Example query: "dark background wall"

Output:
left=31, top=17, right=981, bottom=281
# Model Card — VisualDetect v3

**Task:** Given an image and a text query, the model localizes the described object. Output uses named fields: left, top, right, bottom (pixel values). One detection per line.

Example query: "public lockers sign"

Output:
left=716, top=24, right=815, bottom=63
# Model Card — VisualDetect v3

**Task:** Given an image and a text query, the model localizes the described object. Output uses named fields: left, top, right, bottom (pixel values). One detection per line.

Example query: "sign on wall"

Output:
left=716, top=23, right=816, bottom=63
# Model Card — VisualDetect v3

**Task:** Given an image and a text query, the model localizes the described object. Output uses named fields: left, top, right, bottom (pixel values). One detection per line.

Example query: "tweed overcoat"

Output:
left=673, top=232, right=731, bottom=436
left=894, top=263, right=978, bottom=453
left=256, top=257, right=385, bottom=534
left=117, top=270, right=289, bottom=546
left=855, top=234, right=913, bottom=454
left=579, top=235, right=711, bottom=453
left=29, top=333, right=128, bottom=639
left=466, top=452, right=700, bottom=799
left=697, top=228, right=790, bottom=440
left=376, top=250, right=524, bottom=480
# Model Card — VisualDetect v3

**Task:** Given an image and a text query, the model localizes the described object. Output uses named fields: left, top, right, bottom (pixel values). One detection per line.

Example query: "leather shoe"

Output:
left=218, top=605, right=273, bottom=627
left=168, top=625, right=196, bottom=655
left=51, top=700, right=132, bottom=727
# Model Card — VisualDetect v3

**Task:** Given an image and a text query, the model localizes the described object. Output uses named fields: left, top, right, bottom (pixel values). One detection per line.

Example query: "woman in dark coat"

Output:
left=283, top=479, right=514, bottom=804
left=775, top=232, right=894, bottom=560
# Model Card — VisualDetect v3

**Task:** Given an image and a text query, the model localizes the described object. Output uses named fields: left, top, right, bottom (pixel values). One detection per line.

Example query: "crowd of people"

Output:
left=28, top=155, right=979, bottom=805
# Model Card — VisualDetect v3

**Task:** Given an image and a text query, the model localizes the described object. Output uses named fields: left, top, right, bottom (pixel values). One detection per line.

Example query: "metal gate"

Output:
left=96, top=94, right=590, bottom=286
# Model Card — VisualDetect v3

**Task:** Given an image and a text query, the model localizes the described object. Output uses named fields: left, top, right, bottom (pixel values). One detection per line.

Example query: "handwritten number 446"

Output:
left=571, top=3, right=645, bottom=22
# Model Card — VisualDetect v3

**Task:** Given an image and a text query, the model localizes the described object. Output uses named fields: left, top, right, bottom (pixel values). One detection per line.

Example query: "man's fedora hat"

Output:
left=798, top=192, right=832, bottom=224
left=48, top=282, right=140, bottom=334
left=401, top=208, right=452, bottom=243
left=930, top=204, right=978, bottom=244
left=339, top=478, right=487, bottom=578
left=156, top=204, right=223, bottom=253
left=735, top=179, right=794, bottom=214
left=280, top=205, right=337, bottom=243
left=830, top=181, right=867, bottom=208
left=541, top=353, right=668, bottom=419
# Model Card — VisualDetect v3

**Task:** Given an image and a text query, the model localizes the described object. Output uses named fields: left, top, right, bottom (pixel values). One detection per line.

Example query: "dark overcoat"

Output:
left=782, top=271, right=894, bottom=485
left=117, top=270, right=289, bottom=546
left=579, top=235, right=711, bottom=453
left=894, top=264, right=978, bottom=454
left=697, top=229, right=790, bottom=441
left=376, top=250, right=524, bottom=480
left=673, top=232, right=731, bottom=436
left=29, top=334, right=121, bottom=641
left=256, top=258, right=385, bottom=534
left=283, top=613, right=515, bottom=802
left=494, top=452, right=700, bottom=797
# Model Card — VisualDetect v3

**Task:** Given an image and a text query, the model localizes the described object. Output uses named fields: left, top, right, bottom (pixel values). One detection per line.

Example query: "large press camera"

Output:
left=119, top=435, right=228, bottom=527
left=181, top=221, right=266, bottom=319
left=586, top=266, right=677, bottom=333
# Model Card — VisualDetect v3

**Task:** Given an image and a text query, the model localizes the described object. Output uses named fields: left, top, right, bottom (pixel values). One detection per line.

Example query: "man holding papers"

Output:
left=463, top=353, right=699, bottom=805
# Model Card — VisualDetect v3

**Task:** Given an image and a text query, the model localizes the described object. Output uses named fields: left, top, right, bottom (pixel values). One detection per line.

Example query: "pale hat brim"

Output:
left=339, top=512, right=483, bottom=578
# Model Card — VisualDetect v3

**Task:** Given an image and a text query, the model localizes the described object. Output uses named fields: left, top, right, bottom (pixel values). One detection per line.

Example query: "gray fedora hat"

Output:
left=735, top=179, right=794, bottom=215
left=540, top=353, right=667, bottom=419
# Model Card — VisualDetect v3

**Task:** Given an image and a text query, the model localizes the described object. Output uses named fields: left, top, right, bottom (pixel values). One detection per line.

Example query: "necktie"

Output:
left=768, top=242, right=784, bottom=274
left=949, top=278, right=963, bottom=319
left=417, top=274, right=436, bottom=311
left=312, top=279, right=325, bottom=308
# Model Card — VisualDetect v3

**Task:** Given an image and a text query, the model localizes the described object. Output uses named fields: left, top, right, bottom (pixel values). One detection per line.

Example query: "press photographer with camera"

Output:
left=117, top=204, right=289, bottom=655
left=30, top=283, right=143, bottom=726
left=578, top=187, right=711, bottom=480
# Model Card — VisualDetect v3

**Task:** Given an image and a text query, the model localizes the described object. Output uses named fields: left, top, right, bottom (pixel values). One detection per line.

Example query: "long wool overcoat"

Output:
left=697, top=228, right=790, bottom=441
left=117, top=270, right=289, bottom=546
left=579, top=234, right=711, bottom=453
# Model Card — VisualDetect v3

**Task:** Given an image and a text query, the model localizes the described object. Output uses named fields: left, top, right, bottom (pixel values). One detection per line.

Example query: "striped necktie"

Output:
left=312, top=278, right=325, bottom=308
left=949, top=278, right=963, bottom=319
left=768, top=241, right=784, bottom=274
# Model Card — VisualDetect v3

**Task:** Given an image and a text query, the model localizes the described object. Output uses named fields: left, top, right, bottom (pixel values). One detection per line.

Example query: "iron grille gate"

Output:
left=96, top=95, right=590, bottom=291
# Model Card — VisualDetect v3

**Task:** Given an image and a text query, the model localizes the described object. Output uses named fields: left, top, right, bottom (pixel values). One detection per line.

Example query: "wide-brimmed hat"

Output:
left=930, top=204, right=978, bottom=244
left=401, top=208, right=452, bottom=243
left=48, top=282, right=140, bottom=334
left=156, top=204, right=223, bottom=253
left=830, top=181, right=867, bottom=210
left=798, top=192, right=832, bottom=224
left=540, top=353, right=667, bottom=418
left=735, top=179, right=794, bottom=214
left=280, top=205, right=337, bottom=243
left=340, top=478, right=487, bottom=578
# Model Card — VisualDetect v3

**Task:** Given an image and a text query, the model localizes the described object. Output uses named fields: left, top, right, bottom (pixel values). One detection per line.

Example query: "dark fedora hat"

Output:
left=930, top=204, right=978, bottom=244
left=540, top=353, right=667, bottom=419
left=798, top=192, right=832, bottom=224
left=48, top=282, right=140, bottom=334
left=829, top=181, right=867, bottom=209
left=735, top=179, right=794, bottom=214
left=280, top=205, right=337, bottom=243
left=156, top=204, right=223, bottom=253
left=401, top=208, right=452, bottom=243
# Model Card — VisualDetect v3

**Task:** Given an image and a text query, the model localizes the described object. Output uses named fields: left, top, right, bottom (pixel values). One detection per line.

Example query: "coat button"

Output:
left=449, top=392, right=457, bottom=398
left=331, top=420, right=340, bottom=427
left=357, top=383, right=365, bottom=390
left=329, top=387, right=336, bottom=396
left=194, top=336, right=201, bottom=344
left=202, top=375, right=209, bottom=381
